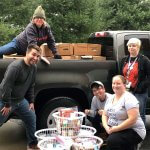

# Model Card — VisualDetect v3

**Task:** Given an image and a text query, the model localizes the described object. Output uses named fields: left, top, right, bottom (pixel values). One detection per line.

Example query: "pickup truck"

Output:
left=0, top=30, right=150, bottom=129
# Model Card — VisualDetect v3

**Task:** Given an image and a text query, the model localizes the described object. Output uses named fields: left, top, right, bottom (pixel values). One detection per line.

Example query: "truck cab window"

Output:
left=124, top=35, right=150, bottom=59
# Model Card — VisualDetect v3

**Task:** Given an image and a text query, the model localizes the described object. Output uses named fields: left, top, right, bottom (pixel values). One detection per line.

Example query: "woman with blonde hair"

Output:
left=102, top=75, right=146, bottom=150
left=120, top=38, right=150, bottom=124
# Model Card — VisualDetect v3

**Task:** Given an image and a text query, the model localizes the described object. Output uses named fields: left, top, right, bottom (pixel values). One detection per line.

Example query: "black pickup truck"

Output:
left=0, top=31, right=150, bottom=129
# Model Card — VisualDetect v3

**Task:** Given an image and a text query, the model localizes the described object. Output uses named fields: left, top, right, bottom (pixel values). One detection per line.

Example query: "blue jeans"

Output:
left=134, top=92, right=148, bottom=125
left=0, top=38, right=20, bottom=57
left=0, top=99, right=37, bottom=145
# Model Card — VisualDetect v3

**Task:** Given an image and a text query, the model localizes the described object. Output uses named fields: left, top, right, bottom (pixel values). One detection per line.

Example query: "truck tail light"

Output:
left=95, top=32, right=107, bottom=37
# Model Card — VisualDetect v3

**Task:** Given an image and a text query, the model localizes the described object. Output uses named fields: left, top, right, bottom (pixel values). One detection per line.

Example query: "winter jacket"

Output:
left=16, top=22, right=57, bottom=54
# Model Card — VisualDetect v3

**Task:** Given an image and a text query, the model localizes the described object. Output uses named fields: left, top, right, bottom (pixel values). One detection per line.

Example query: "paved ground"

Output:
left=140, top=131, right=150, bottom=150
left=0, top=116, right=149, bottom=150
left=140, top=115, right=150, bottom=150
left=0, top=119, right=27, bottom=150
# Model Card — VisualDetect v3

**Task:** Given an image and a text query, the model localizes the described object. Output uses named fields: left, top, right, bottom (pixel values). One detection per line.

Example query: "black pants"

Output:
left=87, top=114, right=105, bottom=135
left=106, top=129, right=142, bottom=150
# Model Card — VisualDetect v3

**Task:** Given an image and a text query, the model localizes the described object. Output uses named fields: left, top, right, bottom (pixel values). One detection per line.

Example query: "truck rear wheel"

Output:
left=37, top=96, right=79, bottom=129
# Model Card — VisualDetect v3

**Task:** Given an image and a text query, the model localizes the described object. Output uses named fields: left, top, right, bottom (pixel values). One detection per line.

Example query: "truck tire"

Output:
left=37, top=96, right=79, bottom=129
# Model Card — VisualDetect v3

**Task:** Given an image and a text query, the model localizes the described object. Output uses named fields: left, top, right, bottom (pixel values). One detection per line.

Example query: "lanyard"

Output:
left=126, top=57, right=138, bottom=79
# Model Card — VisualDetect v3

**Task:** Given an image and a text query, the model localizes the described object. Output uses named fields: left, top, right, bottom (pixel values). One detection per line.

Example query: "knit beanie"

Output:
left=33, top=6, right=46, bottom=19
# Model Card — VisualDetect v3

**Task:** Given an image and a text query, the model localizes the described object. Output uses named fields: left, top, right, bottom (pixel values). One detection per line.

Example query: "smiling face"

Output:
left=25, top=48, right=41, bottom=65
left=112, top=75, right=126, bottom=95
left=33, top=17, right=45, bottom=28
left=97, top=86, right=106, bottom=101
left=92, top=86, right=106, bottom=101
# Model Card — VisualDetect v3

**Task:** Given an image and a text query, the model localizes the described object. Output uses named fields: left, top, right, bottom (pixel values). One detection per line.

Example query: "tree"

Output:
left=0, top=23, right=21, bottom=45
left=42, top=0, right=101, bottom=42
left=0, top=0, right=43, bottom=26
left=0, top=0, right=149, bottom=45
left=0, top=0, right=100, bottom=43
left=97, top=0, right=150, bottom=30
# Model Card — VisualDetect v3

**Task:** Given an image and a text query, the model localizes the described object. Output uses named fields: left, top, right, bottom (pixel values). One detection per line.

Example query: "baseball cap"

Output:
left=90, top=81, right=104, bottom=89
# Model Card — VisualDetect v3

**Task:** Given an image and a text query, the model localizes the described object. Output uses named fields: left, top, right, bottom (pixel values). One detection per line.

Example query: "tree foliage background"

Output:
left=0, top=0, right=150, bottom=45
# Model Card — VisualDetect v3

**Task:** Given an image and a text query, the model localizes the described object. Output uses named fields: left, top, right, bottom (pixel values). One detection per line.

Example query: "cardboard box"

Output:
left=73, top=43, right=88, bottom=55
left=3, top=54, right=24, bottom=59
left=92, top=56, right=106, bottom=61
left=87, top=44, right=101, bottom=56
left=56, top=43, right=73, bottom=56
left=74, top=55, right=81, bottom=60
left=62, top=55, right=75, bottom=60
left=61, top=55, right=81, bottom=60
left=40, top=44, right=53, bottom=57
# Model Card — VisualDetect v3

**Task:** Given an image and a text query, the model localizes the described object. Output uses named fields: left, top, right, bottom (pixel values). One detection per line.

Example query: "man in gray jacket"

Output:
left=0, top=44, right=41, bottom=149
left=85, top=81, right=112, bottom=135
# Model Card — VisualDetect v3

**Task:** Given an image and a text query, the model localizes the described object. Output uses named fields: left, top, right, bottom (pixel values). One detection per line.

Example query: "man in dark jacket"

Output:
left=0, top=44, right=41, bottom=149
left=0, top=6, right=61, bottom=59
left=120, top=38, right=150, bottom=124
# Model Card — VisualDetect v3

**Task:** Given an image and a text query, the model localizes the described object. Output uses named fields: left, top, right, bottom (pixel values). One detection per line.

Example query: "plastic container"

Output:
left=71, top=136, right=103, bottom=150
left=78, top=125, right=96, bottom=136
left=38, top=137, right=65, bottom=150
left=35, top=125, right=96, bottom=141
left=38, top=136, right=73, bottom=150
left=35, top=128, right=58, bottom=141
left=52, top=111, right=85, bottom=137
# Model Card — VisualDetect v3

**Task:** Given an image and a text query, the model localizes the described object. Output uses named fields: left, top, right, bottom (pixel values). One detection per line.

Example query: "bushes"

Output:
left=0, top=23, right=21, bottom=45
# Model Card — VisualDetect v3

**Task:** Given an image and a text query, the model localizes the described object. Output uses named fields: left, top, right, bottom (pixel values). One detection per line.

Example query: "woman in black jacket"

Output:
left=120, top=38, right=150, bottom=124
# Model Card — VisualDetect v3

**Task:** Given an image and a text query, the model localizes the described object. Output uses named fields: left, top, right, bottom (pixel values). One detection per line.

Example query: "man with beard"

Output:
left=0, top=44, right=41, bottom=149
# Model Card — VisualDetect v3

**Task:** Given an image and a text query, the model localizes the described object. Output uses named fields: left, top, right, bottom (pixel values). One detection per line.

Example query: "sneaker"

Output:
left=27, top=144, right=40, bottom=150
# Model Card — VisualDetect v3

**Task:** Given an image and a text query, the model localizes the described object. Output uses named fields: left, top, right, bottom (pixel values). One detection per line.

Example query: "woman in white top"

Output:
left=102, top=75, right=146, bottom=150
